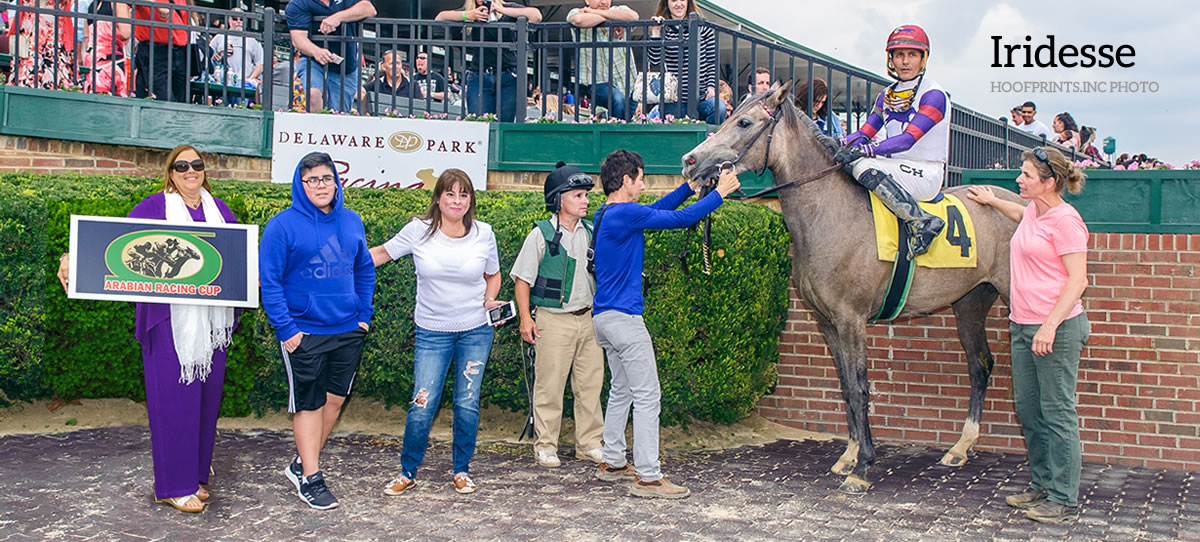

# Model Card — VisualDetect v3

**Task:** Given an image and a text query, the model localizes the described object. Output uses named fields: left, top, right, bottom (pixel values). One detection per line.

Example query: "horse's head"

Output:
left=681, top=80, right=793, bottom=188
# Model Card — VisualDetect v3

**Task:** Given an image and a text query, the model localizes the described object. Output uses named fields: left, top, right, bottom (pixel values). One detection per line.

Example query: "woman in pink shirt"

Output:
left=966, top=146, right=1089, bottom=524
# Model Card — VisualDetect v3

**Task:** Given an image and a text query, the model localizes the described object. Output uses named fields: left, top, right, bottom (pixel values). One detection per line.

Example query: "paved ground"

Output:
left=0, top=427, right=1196, bottom=541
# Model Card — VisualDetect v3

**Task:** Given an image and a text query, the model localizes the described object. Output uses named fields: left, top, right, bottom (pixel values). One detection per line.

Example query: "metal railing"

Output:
left=2, top=3, right=1102, bottom=182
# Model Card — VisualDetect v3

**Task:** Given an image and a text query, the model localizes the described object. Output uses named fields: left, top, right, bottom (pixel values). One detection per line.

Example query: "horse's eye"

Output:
left=738, top=118, right=753, bottom=128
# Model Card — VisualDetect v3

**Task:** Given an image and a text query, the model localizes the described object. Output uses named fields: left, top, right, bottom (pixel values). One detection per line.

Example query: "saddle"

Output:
left=870, top=192, right=977, bottom=321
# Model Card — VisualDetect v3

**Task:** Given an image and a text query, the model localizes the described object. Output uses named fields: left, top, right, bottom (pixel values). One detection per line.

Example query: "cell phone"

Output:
left=329, top=53, right=344, bottom=65
left=486, top=300, right=516, bottom=326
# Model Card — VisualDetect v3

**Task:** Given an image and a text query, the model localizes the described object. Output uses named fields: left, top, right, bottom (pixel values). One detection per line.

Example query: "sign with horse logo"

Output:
left=67, top=216, right=259, bottom=308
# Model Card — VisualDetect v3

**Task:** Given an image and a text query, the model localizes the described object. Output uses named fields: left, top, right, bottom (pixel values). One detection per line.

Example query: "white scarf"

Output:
left=163, top=190, right=235, bottom=384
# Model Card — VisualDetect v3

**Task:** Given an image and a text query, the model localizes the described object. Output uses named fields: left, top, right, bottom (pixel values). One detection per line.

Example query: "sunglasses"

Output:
left=172, top=159, right=205, bottom=173
left=1032, top=147, right=1061, bottom=180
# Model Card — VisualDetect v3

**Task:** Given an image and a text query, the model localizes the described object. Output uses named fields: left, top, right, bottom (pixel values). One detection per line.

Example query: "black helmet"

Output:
left=544, top=161, right=594, bottom=213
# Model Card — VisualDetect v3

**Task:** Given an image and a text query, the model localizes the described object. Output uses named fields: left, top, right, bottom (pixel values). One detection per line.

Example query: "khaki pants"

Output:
left=533, top=310, right=605, bottom=454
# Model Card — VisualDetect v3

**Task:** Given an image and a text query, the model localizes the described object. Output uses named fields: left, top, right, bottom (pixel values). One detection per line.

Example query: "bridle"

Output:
left=702, top=100, right=782, bottom=181
left=679, top=99, right=843, bottom=275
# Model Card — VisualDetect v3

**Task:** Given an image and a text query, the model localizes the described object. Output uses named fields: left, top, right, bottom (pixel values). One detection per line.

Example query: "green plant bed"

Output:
left=0, top=173, right=791, bottom=426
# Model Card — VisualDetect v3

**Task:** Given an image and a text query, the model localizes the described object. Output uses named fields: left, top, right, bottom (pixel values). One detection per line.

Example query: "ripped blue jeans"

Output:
left=400, top=324, right=494, bottom=479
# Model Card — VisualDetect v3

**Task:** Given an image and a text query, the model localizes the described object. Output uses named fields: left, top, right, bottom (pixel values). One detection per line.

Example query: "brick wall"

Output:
left=0, top=135, right=271, bottom=181
left=757, top=233, right=1200, bottom=471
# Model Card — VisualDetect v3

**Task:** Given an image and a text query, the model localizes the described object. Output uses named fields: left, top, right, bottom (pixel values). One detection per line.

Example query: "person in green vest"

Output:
left=510, top=162, right=606, bottom=469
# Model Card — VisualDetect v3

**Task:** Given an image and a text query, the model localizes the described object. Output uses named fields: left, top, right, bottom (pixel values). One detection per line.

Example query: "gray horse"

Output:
left=682, top=82, right=1024, bottom=494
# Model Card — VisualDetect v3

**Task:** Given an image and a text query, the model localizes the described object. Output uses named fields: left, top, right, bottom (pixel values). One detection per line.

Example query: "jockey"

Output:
left=834, top=25, right=949, bottom=259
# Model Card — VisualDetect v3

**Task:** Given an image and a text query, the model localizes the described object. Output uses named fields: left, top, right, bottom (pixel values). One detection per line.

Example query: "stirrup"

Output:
left=905, top=216, right=945, bottom=260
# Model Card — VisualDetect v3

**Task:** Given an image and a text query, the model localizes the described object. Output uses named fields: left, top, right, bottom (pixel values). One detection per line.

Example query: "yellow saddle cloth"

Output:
left=870, top=192, right=978, bottom=268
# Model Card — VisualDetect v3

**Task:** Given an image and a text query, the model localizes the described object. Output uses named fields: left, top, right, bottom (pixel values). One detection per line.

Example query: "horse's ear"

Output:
left=778, top=79, right=794, bottom=98
left=765, top=80, right=794, bottom=109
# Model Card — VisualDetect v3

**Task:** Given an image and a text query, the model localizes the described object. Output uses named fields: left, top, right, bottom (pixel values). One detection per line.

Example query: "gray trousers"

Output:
left=592, top=310, right=662, bottom=481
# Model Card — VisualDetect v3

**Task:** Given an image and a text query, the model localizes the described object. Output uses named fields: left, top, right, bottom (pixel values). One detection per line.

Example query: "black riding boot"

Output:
left=855, top=168, right=945, bottom=260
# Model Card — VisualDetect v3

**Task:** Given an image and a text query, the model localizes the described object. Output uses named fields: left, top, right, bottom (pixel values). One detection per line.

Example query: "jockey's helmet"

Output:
left=885, top=25, right=930, bottom=80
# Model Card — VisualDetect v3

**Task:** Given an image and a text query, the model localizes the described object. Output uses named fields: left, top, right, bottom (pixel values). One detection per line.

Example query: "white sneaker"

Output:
left=575, top=448, right=603, bottom=464
left=535, top=449, right=561, bottom=468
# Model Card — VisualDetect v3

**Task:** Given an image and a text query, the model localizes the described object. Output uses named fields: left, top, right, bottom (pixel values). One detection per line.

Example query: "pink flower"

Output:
left=1113, top=165, right=1125, bottom=170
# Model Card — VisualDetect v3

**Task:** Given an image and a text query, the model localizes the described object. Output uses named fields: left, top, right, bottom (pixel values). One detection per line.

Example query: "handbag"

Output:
left=631, top=70, right=678, bottom=105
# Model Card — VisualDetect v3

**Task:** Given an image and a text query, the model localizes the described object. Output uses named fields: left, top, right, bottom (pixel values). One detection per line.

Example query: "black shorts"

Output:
left=282, top=328, right=367, bottom=413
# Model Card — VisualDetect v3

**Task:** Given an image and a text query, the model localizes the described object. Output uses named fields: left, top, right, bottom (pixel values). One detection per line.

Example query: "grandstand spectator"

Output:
left=1009, top=105, right=1023, bottom=126
left=718, top=80, right=733, bottom=116
left=81, top=0, right=131, bottom=96
left=209, top=8, right=263, bottom=86
left=1017, top=101, right=1052, bottom=138
left=285, top=0, right=376, bottom=112
left=132, top=0, right=189, bottom=102
left=412, top=51, right=446, bottom=101
left=359, top=50, right=423, bottom=107
left=1052, top=112, right=1080, bottom=151
left=795, top=77, right=845, bottom=140
left=1077, top=126, right=1104, bottom=162
left=437, top=1, right=542, bottom=122
left=747, top=67, right=770, bottom=97
left=10, top=0, right=76, bottom=90
left=568, top=0, right=639, bottom=121
left=646, top=0, right=725, bottom=125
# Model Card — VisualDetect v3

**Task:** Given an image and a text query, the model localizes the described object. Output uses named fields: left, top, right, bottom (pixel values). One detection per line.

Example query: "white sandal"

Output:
left=157, top=494, right=205, bottom=513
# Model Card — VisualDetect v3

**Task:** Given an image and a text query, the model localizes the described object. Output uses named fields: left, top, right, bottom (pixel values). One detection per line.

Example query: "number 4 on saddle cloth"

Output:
left=869, top=192, right=977, bottom=321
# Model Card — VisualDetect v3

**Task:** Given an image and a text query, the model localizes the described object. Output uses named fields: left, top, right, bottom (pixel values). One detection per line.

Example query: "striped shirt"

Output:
left=645, top=21, right=717, bottom=101
left=569, top=6, right=635, bottom=89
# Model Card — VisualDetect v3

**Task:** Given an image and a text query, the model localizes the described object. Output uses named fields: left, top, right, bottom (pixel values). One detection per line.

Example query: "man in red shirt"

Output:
left=133, top=0, right=190, bottom=102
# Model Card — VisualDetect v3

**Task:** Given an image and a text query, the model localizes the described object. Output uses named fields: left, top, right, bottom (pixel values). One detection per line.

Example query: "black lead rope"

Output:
left=680, top=180, right=716, bottom=275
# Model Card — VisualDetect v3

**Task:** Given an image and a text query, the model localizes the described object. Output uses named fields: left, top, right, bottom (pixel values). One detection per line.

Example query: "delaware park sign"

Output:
left=271, top=113, right=490, bottom=191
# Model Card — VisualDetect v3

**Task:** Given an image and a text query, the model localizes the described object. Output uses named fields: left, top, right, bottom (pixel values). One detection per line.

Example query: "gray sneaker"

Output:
left=284, top=455, right=303, bottom=492
left=1005, top=490, right=1048, bottom=509
left=1025, top=501, right=1080, bottom=523
left=298, top=471, right=339, bottom=510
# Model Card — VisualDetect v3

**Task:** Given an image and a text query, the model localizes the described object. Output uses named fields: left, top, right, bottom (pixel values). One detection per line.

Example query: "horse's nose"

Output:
left=684, top=154, right=697, bottom=166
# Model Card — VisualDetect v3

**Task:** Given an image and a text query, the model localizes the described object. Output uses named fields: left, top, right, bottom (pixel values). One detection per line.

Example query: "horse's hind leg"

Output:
left=812, top=311, right=858, bottom=476
left=942, top=283, right=1000, bottom=467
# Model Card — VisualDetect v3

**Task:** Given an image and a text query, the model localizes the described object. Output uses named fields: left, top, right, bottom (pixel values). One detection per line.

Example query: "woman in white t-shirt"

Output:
left=370, top=169, right=505, bottom=496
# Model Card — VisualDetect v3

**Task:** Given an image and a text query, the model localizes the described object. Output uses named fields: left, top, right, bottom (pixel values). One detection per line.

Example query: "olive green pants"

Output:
left=1010, top=313, right=1089, bottom=507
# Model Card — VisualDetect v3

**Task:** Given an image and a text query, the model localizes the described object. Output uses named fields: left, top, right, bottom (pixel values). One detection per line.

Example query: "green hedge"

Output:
left=0, top=172, right=791, bottom=426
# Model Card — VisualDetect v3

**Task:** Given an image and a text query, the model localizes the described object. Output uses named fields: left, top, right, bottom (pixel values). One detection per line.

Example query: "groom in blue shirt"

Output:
left=589, top=150, right=738, bottom=499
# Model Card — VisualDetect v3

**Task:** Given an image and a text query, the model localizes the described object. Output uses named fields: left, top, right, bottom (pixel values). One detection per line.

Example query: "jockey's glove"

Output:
left=833, top=143, right=874, bottom=166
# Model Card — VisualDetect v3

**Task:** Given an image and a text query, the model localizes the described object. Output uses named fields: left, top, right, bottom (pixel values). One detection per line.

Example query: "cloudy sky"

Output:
left=711, top=0, right=1199, bottom=165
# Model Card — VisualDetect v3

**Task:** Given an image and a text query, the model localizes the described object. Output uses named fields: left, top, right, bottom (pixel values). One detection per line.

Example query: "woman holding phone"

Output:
left=369, top=169, right=506, bottom=496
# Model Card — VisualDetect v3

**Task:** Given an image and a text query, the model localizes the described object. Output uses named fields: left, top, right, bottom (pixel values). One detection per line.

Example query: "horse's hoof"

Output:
left=940, top=451, right=967, bottom=467
left=831, top=460, right=856, bottom=476
left=838, top=475, right=871, bottom=495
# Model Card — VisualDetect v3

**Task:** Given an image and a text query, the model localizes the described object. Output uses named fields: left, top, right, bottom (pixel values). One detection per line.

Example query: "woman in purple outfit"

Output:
left=57, top=145, right=238, bottom=513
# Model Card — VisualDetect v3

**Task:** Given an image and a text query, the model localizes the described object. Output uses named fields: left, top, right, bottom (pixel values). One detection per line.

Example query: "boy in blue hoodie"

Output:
left=260, top=151, right=375, bottom=510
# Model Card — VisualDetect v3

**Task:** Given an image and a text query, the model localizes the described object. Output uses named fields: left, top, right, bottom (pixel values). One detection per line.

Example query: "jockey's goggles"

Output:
left=564, top=173, right=595, bottom=190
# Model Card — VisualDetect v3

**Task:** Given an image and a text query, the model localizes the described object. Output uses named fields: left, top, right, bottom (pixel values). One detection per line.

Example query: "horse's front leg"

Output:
left=812, top=311, right=857, bottom=476
left=832, top=319, right=876, bottom=495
